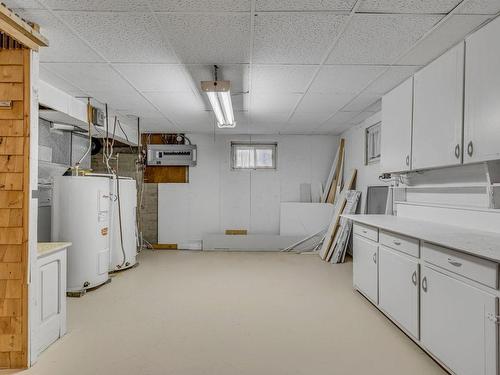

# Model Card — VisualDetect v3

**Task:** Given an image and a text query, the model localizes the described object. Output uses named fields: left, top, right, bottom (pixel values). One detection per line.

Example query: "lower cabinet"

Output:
left=353, top=235, right=378, bottom=304
left=378, top=246, right=419, bottom=339
left=421, top=266, right=498, bottom=375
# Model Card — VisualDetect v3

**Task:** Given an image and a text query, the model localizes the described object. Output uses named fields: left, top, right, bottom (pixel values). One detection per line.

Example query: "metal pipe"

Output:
left=74, top=98, right=93, bottom=174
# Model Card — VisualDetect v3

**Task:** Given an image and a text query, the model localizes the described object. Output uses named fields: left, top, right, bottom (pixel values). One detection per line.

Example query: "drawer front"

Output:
left=422, top=242, right=498, bottom=289
left=380, top=230, right=419, bottom=257
left=353, top=223, right=378, bottom=242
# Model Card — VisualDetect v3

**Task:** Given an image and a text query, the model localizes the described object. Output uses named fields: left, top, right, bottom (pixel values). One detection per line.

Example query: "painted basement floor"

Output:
left=19, top=251, right=445, bottom=375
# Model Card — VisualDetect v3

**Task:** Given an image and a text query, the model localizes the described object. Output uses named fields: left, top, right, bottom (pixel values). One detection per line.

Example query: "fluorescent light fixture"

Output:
left=201, top=80, right=236, bottom=128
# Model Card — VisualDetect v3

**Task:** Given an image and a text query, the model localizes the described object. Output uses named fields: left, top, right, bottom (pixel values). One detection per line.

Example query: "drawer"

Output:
left=379, top=230, right=419, bottom=258
left=353, top=223, right=378, bottom=242
left=422, top=242, right=498, bottom=289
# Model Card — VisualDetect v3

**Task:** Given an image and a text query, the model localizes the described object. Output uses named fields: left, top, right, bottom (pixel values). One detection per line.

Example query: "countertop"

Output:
left=343, top=214, right=500, bottom=263
left=37, top=242, right=72, bottom=257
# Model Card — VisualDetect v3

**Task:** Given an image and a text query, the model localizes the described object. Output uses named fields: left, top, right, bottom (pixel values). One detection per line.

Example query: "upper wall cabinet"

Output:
left=412, top=43, right=464, bottom=170
left=381, top=78, right=413, bottom=173
left=464, top=16, right=500, bottom=164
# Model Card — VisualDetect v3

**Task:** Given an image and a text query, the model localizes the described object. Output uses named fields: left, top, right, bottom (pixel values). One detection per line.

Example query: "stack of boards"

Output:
left=284, top=139, right=360, bottom=263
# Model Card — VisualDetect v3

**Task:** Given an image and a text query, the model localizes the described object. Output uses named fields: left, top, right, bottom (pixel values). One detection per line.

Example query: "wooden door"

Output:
left=378, top=246, right=419, bottom=338
left=464, top=16, right=500, bottom=163
left=381, top=78, right=413, bottom=173
left=353, top=235, right=378, bottom=304
left=413, top=43, right=464, bottom=170
left=421, top=266, right=498, bottom=375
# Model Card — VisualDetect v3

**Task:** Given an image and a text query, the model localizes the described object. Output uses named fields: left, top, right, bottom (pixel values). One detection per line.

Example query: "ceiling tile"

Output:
left=358, top=0, right=461, bottom=14
left=295, top=92, right=354, bottom=113
left=186, top=64, right=249, bottom=93
left=168, top=111, right=213, bottom=127
left=113, top=64, right=193, bottom=93
left=288, top=112, right=333, bottom=127
left=88, top=91, right=160, bottom=118
left=143, top=92, right=206, bottom=115
left=251, top=65, right=316, bottom=93
left=157, top=13, right=250, bottom=64
left=310, top=65, right=386, bottom=94
left=327, top=14, right=442, bottom=64
left=39, top=65, right=87, bottom=96
left=398, top=14, right=491, bottom=65
left=5, top=1, right=41, bottom=9
left=318, top=111, right=359, bottom=133
left=253, top=13, right=349, bottom=64
left=42, top=63, right=132, bottom=92
left=459, top=0, right=500, bottom=14
left=364, top=66, right=420, bottom=94
left=139, top=116, right=177, bottom=132
left=250, top=93, right=301, bottom=113
left=13, top=9, right=103, bottom=63
left=342, top=93, right=380, bottom=111
left=248, top=112, right=290, bottom=126
left=150, top=0, right=250, bottom=11
left=256, top=0, right=356, bottom=11
left=58, top=11, right=177, bottom=63
left=365, top=99, right=382, bottom=112
left=40, top=0, right=151, bottom=11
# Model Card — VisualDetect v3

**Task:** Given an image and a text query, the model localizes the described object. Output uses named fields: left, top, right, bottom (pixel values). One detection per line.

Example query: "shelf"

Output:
left=394, top=201, right=500, bottom=213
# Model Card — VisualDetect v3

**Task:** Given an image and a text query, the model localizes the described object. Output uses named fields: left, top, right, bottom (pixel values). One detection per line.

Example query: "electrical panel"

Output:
left=146, top=144, right=197, bottom=167
left=91, top=106, right=105, bottom=127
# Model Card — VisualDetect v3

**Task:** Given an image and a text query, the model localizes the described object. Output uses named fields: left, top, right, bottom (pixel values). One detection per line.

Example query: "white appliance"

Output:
left=52, top=176, right=110, bottom=292
left=109, top=177, right=137, bottom=271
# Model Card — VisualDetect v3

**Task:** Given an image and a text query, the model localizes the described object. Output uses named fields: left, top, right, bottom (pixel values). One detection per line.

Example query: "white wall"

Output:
left=341, top=112, right=385, bottom=213
left=158, top=134, right=339, bottom=247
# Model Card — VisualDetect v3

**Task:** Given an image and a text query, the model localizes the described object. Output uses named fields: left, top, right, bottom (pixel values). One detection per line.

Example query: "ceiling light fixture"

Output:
left=201, top=66, right=236, bottom=128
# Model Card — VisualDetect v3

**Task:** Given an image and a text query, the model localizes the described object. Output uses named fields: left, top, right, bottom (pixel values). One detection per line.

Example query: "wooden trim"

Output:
left=0, top=5, right=48, bottom=50
left=152, top=244, right=178, bottom=250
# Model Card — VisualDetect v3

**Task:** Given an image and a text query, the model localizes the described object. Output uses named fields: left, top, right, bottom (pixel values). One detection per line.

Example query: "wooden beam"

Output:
left=0, top=5, right=48, bottom=51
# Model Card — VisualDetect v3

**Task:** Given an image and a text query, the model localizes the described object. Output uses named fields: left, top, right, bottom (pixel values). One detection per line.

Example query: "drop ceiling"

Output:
left=8, top=0, right=500, bottom=135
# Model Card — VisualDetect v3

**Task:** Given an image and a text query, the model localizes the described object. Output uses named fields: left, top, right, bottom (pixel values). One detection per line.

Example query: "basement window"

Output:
left=231, top=142, right=277, bottom=170
left=365, top=122, right=381, bottom=165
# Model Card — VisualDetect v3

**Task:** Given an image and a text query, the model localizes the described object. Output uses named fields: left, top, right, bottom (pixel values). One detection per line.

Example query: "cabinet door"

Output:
left=464, top=16, right=500, bottom=163
left=353, top=235, right=378, bottom=304
left=378, top=246, right=419, bottom=339
left=413, top=43, right=464, bottom=170
left=381, top=77, right=413, bottom=173
left=421, top=266, right=498, bottom=375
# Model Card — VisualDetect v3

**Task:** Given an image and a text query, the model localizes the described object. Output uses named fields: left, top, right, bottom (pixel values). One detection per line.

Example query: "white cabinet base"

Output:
left=353, top=235, right=378, bottom=304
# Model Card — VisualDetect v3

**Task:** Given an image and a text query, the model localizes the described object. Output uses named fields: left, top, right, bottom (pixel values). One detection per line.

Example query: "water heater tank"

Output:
left=109, top=177, right=137, bottom=271
left=52, top=176, right=110, bottom=292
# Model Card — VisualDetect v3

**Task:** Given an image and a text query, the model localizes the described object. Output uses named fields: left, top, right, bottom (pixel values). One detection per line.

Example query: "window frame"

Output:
left=231, top=142, right=278, bottom=170
left=365, top=122, right=381, bottom=165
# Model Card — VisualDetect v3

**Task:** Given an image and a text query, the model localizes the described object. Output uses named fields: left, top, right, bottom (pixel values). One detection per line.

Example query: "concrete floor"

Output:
left=15, top=251, right=445, bottom=375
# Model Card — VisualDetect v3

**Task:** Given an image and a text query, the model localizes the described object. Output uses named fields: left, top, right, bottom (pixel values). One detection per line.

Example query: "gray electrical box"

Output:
left=146, top=144, right=197, bottom=166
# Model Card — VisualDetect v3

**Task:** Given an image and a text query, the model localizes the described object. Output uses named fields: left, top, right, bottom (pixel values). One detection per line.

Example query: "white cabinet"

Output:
left=420, top=266, right=498, bottom=375
left=378, top=246, right=419, bottom=339
left=413, top=43, right=464, bottom=170
left=33, top=245, right=68, bottom=361
left=464, top=16, right=500, bottom=163
left=353, top=235, right=378, bottom=303
left=381, top=77, right=413, bottom=173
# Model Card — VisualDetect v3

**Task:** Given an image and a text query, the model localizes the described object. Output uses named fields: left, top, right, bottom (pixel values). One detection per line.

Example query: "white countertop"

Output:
left=37, top=242, right=72, bottom=257
left=343, top=214, right=500, bottom=263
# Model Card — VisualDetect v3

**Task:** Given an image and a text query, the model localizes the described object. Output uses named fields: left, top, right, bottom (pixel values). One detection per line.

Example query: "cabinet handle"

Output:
left=467, top=141, right=473, bottom=157
left=447, top=257, right=462, bottom=267
left=372, top=252, right=377, bottom=264
left=362, top=230, right=368, bottom=234
left=454, top=144, right=460, bottom=159
left=422, top=276, right=428, bottom=292
left=393, top=240, right=401, bottom=246
left=405, top=155, right=410, bottom=166
left=412, top=271, right=417, bottom=286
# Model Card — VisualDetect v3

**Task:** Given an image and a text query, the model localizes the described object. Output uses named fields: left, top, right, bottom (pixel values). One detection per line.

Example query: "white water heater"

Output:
left=109, top=177, right=137, bottom=271
left=52, top=176, right=110, bottom=292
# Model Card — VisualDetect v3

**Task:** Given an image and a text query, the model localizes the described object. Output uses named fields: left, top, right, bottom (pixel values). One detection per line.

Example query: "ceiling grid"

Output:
left=6, top=0, right=500, bottom=134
